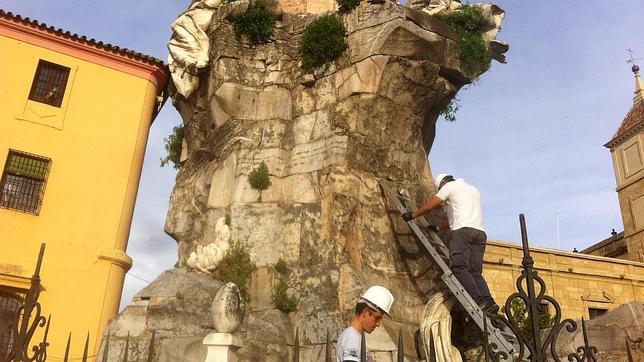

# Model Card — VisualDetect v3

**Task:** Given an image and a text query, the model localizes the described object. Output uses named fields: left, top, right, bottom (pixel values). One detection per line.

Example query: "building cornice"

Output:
left=604, top=121, right=643, bottom=149
left=0, top=9, right=169, bottom=89
left=487, top=240, right=644, bottom=267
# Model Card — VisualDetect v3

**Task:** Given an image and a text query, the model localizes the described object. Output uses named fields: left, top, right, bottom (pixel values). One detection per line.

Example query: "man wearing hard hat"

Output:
left=336, top=285, right=394, bottom=362
left=402, top=173, right=499, bottom=314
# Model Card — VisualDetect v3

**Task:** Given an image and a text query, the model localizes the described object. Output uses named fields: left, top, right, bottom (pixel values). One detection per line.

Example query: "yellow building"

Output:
left=0, top=9, right=168, bottom=358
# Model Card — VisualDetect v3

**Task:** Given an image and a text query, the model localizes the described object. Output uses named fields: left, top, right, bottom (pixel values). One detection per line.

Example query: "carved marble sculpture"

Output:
left=421, top=291, right=462, bottom=361
left=168, top=0, right=222, bottom=98
left=186, top=217, right=231, bottom=272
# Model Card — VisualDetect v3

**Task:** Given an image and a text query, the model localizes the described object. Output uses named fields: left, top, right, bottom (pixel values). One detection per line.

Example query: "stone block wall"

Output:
left=483, top=240, right=644, bottom=320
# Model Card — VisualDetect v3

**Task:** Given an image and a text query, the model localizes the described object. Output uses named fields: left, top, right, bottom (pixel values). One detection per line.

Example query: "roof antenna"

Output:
left=626, top=48, right=643, bottom=102
left=626, top=48, right=640, bottom=68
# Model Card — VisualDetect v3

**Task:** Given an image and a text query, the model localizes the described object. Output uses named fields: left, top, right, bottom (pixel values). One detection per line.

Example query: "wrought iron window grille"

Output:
left=0, top=150, right=51, bottom=215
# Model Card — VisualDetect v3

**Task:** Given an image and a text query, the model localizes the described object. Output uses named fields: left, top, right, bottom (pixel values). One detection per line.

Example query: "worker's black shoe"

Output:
left=485, top=302, right=500, bottom=314
left=477, top=298, right=500, bottom=314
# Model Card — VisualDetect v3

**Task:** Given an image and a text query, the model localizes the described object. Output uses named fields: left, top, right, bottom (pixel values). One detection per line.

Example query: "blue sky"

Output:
left=2, top=0, right=641, bottom=310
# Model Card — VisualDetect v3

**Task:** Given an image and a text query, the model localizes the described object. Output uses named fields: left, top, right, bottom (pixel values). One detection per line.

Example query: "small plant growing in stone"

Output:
left=215, top=243, right=256, bottom=302
left=336, top=0, right=361, bottom=13
left=438, top=97, right=460, bottom=122
left=248, top=161, right=271, bottom=201
left=434, top=5, right=492, bottom=76
left=299, top=15, right=348, bottom=72
left=160, top=125, right=184, bottom=169
left=272, top=259, right=298, bottom=313
left=229, top=0, right=276, bottom=44
left=274, top=258, right=288, bottom=275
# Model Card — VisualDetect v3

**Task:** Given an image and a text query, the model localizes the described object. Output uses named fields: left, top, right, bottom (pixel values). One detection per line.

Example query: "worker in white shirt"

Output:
left=402, top=173, right=499, bottom=314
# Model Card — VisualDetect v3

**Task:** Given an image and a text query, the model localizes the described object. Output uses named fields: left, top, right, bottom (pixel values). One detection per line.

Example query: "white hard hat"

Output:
left=359, top=286, right=394, bottom=315
left=434, top=173, right=451, bottom=189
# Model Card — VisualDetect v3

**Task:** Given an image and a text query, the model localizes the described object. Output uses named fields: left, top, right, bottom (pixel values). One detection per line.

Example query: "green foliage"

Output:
left=438, top=97, right=460, bottom=122
left=299, top=15, right=348, bottom=71
left=271, top=258, right=298, bottom=313
left=160, top=125, right=184, bottom=169
left=510, top=298, right=554, bottom=341
left=273, top=279, right=299, bottom=313
left=215, top=243, right=256, bottom=302
left=435, top=5, right=492, bottom=76
left=336, top=0, right=361, bottom=13
left=248, top=161, right=272, bottom=192
left=435, top=5, right=489, bottom=34
left=274, top=258, right=288, bottom=275
left=230, top=0, right=276, bottom=44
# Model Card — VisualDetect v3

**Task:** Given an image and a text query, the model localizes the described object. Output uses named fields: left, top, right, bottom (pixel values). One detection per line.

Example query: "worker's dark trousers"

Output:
left=450, top=227, right=491, bottom=302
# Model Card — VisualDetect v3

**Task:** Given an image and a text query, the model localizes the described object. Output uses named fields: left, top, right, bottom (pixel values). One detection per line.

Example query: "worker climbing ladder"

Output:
left=379, top=180, right=519, bottom=358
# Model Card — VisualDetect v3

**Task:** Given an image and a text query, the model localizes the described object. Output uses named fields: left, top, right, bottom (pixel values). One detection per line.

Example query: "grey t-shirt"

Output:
left=336, top=326, right=373, bottom=362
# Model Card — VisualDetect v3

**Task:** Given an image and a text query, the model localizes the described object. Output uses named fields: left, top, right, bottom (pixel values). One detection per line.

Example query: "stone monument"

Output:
left=102, top=0, right=507, bottom=360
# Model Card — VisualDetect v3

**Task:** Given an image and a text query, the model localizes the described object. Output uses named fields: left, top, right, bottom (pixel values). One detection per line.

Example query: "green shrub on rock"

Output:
left=435, top=5, right=492, bottom=76
left=230, top=0, right=276, bottom=44
left=248, top=161, right=271, bottom=190
left=272, top=259, right=299, bottom=313
left=160, top=125, right=184, bottom=169
left=215, top=243, right=256, bottom=302
left=336, top=0, right=361, bottom=13
left=438, top=97, right=460, bottom=122
left=299, top=15, right=348, bottom=72
left=248, top=161, right=271, bottom=202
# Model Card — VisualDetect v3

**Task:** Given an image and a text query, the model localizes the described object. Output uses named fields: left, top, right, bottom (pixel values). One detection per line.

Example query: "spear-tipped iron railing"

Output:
left=1, top=244, right=49, bottom=362
left=483, top=214, right=600, bottom=361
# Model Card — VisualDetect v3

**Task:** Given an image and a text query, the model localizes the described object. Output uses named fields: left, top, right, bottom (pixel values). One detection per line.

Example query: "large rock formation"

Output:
left=106, top=0, right=507, bottom=360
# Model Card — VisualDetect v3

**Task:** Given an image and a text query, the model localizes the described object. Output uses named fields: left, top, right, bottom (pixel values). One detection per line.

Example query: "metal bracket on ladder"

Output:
left=379, top=180, right=518, bottom=358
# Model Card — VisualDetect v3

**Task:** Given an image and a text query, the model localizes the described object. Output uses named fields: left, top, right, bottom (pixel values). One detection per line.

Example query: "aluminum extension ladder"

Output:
left=379, top=180, right=519, bottom=358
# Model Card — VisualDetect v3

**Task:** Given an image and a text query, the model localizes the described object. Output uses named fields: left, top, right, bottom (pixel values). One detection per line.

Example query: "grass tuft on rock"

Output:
left=435, top=5, right=492, bottom=76
left=230, top=0, right=276, bottom=44
left=299, top=15, right=348, bottom=72
left=336, top=0, right=361, bottom=13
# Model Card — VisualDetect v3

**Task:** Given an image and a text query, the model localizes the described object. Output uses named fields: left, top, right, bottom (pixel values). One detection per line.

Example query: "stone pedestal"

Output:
left=203, top=333, right=243, bottom=362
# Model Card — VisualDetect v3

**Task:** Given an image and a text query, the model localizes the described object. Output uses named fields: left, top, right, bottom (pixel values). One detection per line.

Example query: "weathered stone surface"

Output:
left=99, top=268, right=224, bottom=361
left=553, top=301, right=644, bottom=361
left=129, top=1, right=508, bottom=360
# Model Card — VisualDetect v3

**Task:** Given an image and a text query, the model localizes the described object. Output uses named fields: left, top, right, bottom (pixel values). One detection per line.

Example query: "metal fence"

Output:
left=0, top=244, right=157, bottom=362
left=480, top=214, right=599, bottom=361
left=4, top=214, right=643, bottom=362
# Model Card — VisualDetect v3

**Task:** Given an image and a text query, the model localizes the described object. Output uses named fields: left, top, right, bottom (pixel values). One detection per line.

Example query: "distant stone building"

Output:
left=483, top=65, right=644, bottom=321
left=483, top=240, right=643, bottom=321
left=582, top=64, right=644, bottom=263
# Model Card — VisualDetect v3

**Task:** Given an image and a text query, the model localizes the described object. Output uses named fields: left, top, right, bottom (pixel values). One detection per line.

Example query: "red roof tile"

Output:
left=605, top=99, right=644, bottom=149
left=0, top=9, right=165, bottom=68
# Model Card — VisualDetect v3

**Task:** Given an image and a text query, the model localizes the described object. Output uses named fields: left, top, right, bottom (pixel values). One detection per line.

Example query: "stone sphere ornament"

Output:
left=211, top=282, right=245, bottom=333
